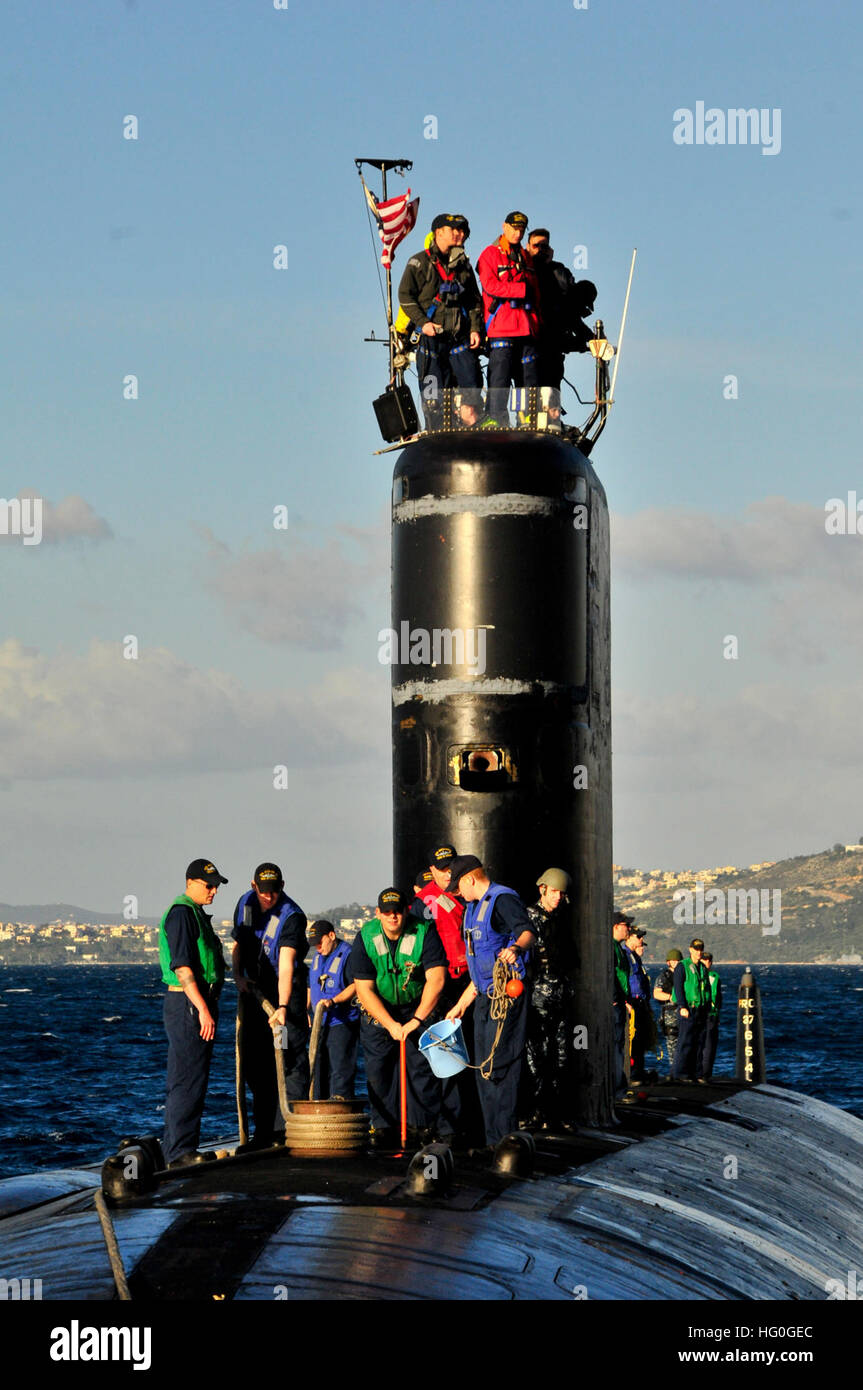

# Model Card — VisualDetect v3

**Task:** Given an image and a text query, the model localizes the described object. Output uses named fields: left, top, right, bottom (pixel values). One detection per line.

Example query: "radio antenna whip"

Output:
left=608, top=248, right=636, bottom=406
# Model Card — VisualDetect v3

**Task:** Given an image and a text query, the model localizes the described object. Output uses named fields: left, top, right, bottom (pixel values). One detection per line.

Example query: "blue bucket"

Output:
left=418, top=1019, right=469, bottom=1079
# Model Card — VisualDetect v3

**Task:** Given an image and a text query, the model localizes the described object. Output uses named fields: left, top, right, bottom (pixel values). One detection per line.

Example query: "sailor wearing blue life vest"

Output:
left=445, top=855, right=536, bottom=1147
left=625, top=926, right=653, bottom=1083
left=306, top=919, right=359, bottom=1099
left=350, top=888, right=447, bottom=1146
left=231, top=862, right=310, bottom=1145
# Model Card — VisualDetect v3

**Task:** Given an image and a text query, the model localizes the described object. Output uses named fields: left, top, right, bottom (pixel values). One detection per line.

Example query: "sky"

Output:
left=1, top=0, right=862, bottom=915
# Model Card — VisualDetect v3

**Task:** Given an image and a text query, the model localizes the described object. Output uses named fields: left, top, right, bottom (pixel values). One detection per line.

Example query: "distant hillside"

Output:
left=0, top=902, right=160, bottom=928
left=615, top=847, right=863, bottom=963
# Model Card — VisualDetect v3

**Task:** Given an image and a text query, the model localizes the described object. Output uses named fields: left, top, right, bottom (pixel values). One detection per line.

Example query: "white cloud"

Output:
left=0, top=639, right=388, bottom=780
left=200, top=520, right=387, bottom=651
left=0, top=491, right=112, bottom=545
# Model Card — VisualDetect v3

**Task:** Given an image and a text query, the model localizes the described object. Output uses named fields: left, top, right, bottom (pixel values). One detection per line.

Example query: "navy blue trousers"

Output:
left=486, top=340, right=539, bottom=417
left=473, top=990, right=528, bottom=1146
left=672, top=1007, right=707, bottom=1080
left=242, top=1001, right=309, bottom=1140
left=163, top=991, right=218, bottom=1164
left=312, top=1021, right=359, bottom=1099
left=359, top=1015, right=440, bottom=1133
left=416, top=337, right=482, bottom=408
left=613, top=1002, right=627, bottom=1089
left=697, top=1015, right=720, bottom=1079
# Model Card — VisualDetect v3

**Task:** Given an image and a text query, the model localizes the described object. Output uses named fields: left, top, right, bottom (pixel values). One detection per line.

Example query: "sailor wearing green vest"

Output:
left=349, top=888, right=447, bottom=1144
left=670, top=937, right=710, bottom=1082
left=696, top=951, right=722, bottom=1080
left=612, top=911, right=635, bottom=1092
left=159, top=858, right=228, bottom=1167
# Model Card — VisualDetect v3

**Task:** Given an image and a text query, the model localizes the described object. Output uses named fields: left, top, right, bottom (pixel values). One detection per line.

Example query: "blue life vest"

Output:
left=628, top=948, right=650, bottom=1002
left=309, top=939, right=358, bottom=1027
left=463, top=884, right=528, bottom=994
left=235, top=889, right=305, bottom=974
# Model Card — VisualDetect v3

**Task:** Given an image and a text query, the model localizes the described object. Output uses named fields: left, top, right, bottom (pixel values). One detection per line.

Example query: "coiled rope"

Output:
left=307, top=1000, right=327, bottom=1100
left=432, top=961, right=521, bottom=1080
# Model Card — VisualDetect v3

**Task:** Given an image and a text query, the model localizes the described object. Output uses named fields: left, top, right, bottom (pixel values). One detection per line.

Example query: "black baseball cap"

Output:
left=186, top=858, right=228, bottom=886
left=448, top=854, right=483, bottom=886
left=307, top=920, right=335, bottom=946
left=613, top=910, right=634, bottom=926
left=432, top=213, right=467, bottom=233
left=504, top=210, right=528, bottom=227
left=414, top=867, right=433, bottom=889
left=254, top=863, right=284, bottom=892
left=691, top=937, right=705, bottom=950
left=430, top=844, right=457, bottom=869
left=378, top=888, right=406, bottom=913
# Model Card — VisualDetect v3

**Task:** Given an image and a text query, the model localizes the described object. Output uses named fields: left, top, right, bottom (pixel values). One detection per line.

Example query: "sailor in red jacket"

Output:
left=416, top=844, right=468, bottom=1006
left=415, top=843, right=474, bottom=1141
left=476, top=211, right=541, bottom=422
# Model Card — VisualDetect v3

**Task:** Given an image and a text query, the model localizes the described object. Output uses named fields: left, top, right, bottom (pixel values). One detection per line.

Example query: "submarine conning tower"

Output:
left=391, top=428, right=613, bottom=1127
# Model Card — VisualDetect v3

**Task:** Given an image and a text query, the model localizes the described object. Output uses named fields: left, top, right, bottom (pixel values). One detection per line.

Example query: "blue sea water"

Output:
left=0, top=963, right=860, bottom=1179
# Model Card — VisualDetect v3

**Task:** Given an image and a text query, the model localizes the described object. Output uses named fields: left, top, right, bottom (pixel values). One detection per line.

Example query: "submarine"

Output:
left=1, top=165, right=862, bottom=1320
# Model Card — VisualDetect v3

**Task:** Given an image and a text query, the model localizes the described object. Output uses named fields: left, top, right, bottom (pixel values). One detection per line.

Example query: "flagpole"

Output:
left=381, top=163, right=394, bottom=382
left=356, top=157, right=413, bottom=386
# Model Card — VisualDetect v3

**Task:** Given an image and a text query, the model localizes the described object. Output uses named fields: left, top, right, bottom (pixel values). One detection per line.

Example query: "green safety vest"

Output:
left=706, top=969, right=721, bottom=1016
left=159, top=894, right=225, bottom=990
left=360, top=918, right=428, bottom=1006
left=672, top=957, right=708, bottom=1009
left=614, top=938, right=631, bottom=1000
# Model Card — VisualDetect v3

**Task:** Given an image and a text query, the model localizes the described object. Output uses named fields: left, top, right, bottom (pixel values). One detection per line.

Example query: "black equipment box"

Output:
left=373, top=384, right=418, bottom=442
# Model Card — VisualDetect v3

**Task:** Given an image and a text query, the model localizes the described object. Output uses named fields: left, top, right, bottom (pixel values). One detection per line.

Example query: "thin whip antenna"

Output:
left=608, top=248, right=636, bottom=405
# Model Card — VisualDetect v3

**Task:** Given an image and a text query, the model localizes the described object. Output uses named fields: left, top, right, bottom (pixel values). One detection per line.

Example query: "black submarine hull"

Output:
left=390, top=432, right=612, bottom=1127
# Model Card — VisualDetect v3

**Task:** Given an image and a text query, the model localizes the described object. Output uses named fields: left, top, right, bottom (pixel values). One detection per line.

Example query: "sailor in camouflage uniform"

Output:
left=653, top=948, right=683, bottom=1076
left=524, top=868, right=573, bottom=1128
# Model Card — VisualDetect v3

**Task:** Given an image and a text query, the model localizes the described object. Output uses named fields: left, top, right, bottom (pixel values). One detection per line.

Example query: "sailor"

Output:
left=415, top=845, right=469, bottom=1006
left=407, top=867, right=434, bottom=925
left=414, top=844, right=473, bottom=1139
left=306, top=920, right=359, bottom=1099
left=697, top=951, right=722, bottom=1081
left=476, top=211, right=540, bottom=422
left=525, top=867, right=573, bottom=1128
left=350, top=888, right=447, bottom=1144
left=671, top=937, right=711, bottom=1082
left=625, top=925, right=655, bottom=1083
left=231, top=862, right=310, bottom=1145
left=445, top=855, right=536, bottom=1147
left=653, top=947, right=683, bottom=1076
left=612, top=910, right=635, bottom=1091
left=159, top=857, right=228, bottom=1168
left=524, top=228, right=596, bottom=392
left=398, top=213, right=483, bottom=426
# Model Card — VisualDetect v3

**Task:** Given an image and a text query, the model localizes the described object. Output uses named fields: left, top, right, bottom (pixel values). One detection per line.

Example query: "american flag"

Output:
left=364, top=183, right=419, bottom=268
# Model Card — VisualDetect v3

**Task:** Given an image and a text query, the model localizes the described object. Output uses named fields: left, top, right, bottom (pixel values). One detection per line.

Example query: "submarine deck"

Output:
left=3, top=1079, right=862, bottom=1300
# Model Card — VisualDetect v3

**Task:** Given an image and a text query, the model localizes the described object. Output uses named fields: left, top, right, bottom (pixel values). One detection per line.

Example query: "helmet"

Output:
left=537, top=867, right=572, bottom=892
